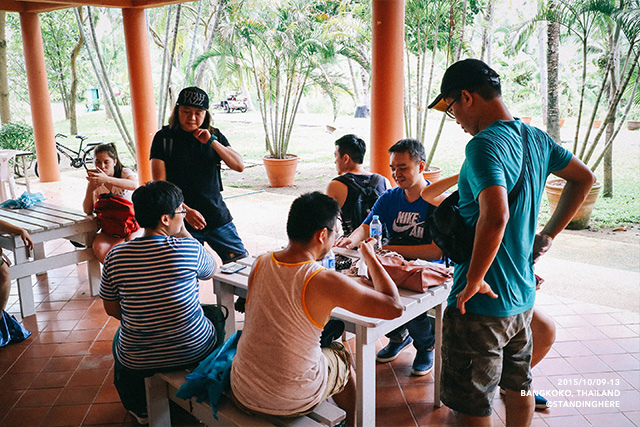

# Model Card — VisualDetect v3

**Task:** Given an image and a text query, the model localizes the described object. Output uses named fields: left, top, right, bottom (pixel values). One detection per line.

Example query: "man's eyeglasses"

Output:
left=445, top=98, right=457, bottom=119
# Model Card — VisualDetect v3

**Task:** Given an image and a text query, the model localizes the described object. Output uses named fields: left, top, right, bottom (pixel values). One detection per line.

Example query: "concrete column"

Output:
left=122, top=8, right=156, bottom=184
left=20, top=12, right=59, bottom=182
left=370, top=0, right=405, bottom=180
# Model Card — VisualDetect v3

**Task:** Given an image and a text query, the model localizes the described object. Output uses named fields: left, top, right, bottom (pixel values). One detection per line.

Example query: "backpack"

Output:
left=93, top=193, right=140, bottom=238
left=426, top=126, right=529, bottom=265
left=335, top=174, right=383, bottom=235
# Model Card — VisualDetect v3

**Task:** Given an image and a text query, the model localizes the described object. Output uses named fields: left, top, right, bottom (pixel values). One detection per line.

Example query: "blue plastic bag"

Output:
left=0, top=310, right=32, bottom=347
left=0, top=192, right=46, bottom=209
left=176, top=330, right=242, bottom=419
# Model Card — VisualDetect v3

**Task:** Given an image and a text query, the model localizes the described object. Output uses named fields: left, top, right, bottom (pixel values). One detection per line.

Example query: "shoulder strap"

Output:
left=507, top=124, right=529, bottom=205
left=334, top=174, right=363, bottom=191
left=367, top=173, right=382, bottom=189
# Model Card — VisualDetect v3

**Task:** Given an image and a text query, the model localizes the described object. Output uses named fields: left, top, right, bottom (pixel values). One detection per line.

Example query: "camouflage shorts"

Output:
left=440, top=306, right=533, bottom=417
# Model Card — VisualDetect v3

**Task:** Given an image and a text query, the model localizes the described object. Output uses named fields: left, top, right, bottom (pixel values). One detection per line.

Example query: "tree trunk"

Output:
left=538, top=27, right=547, bottom=123
left=480, top=0, right=494, bottom=64
left=603, top=31, right=619, bottom=198
left=184, top=0, right=203, bottom=86
left=0, top=12, right=10, bottom=124
left=546, top=12, right=560, bottom=144
left=69, top=8, right=84, bottom=135
left=194, top=0, right=225, bottom=87
left=159, top=4, right=181, bottom=127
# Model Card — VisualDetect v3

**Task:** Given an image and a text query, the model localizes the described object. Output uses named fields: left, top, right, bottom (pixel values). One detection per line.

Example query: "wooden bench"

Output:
left=0, top=203, right=99, bottom=317
left=145, top=371, right=346, bottom=427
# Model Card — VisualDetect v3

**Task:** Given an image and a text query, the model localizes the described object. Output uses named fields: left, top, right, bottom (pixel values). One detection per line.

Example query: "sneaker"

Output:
left=376, top=336, right=413, bottom=362
left=535, top=393, right=549, bottom=410
left=411, top=348, right=435, bottom=376
left=127, top=409, right=148, bottom=425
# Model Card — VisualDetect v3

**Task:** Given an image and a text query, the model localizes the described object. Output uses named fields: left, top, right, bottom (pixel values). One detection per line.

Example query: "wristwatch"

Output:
left=207, top=134, right=218, bottom=147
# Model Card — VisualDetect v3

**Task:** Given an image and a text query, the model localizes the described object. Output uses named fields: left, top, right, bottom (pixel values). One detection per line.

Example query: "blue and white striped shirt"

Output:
left=100, top=235, right=217, bottom=370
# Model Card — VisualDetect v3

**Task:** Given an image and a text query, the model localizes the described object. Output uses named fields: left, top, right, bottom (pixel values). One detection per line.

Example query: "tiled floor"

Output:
left=1, top=239, right=638, bottom=426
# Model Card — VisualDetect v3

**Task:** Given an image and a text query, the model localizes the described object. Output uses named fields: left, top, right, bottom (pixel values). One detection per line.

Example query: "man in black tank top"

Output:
left=325, top=134, right=389, bottom=236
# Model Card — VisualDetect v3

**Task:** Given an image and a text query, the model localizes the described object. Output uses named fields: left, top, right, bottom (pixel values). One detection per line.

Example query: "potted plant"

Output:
left=229, top=2, right=340, bottom=187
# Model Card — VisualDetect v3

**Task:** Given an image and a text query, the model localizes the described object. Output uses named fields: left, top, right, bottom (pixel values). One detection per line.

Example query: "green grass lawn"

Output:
left=54, top=105, right=640, bottom=229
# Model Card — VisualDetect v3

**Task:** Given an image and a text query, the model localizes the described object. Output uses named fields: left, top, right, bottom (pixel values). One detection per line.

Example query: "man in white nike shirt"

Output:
left=336, top=138, right=442, bottom=376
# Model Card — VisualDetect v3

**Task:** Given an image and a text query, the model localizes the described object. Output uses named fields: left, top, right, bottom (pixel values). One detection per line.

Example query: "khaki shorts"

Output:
left=441, top=306, right=533, bottom=417
left=229, top=342, right=352, bottom=418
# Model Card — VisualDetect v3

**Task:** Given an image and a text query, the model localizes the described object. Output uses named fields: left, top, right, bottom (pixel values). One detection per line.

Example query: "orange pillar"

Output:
left=370, top=0, right=404, bottom=180
left=122, top=8, right=156, bottom=184
left=20, top=12, right=59, bottom=182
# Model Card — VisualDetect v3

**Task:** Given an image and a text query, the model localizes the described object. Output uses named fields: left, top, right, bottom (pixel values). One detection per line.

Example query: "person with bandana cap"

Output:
left=428, top=59, right=595, bottom=426
left=151, top=86, right=248, bottom=263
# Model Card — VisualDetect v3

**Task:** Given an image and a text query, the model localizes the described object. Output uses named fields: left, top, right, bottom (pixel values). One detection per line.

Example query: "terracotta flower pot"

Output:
left=545, top=178, right=602, bottom=230
left=592, top=120, right=602, bottom=129
left=521, top=116, right=532, bottom=124
left=627, top=121, right=640, bottom=131
left=422, top=166, right=442, bottom=182
left=559, top=118, right=565, bottom=128
left=263, top=154, right=298, bottom=187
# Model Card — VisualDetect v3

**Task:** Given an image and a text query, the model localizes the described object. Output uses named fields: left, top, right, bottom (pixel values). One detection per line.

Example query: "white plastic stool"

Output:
left=0, top=150, right=18, bottom=202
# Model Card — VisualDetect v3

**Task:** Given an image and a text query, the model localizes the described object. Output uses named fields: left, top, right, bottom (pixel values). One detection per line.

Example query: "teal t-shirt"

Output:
left=448, top=120, right=572, bottom=317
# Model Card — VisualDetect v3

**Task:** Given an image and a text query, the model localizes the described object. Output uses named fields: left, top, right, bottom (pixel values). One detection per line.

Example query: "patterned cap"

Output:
left=176, top=86, right=209, bottom=110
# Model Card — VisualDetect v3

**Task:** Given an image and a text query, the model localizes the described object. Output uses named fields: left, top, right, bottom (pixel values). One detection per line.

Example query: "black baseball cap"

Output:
left=428, top=59, right=501, bottom=112
left=176, top=86, right=209, bottom=110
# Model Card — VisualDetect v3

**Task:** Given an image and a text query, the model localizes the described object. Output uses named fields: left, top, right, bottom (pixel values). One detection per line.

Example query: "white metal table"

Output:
left=212, top=249, right=450, bottom=427
left=0, top=203, right=99, bottom=317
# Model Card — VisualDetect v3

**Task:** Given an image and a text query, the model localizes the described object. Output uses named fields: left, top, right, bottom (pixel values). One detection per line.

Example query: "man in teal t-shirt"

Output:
left=428, top=59, right=595, bottom=426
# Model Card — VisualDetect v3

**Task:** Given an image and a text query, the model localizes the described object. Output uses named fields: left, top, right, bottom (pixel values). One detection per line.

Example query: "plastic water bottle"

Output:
left=370, top=215, right=383, bottom=250
left=321, top=249, right=335, bottom=270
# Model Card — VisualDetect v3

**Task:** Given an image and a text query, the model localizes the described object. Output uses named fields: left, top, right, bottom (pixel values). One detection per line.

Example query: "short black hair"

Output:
left=388, top=138, right=426, bottom=164
left=335, top=134, right=366, bottom=164
left=132, top=181, right=184, bottom=229
left=287, top=192, right=340, bottom=243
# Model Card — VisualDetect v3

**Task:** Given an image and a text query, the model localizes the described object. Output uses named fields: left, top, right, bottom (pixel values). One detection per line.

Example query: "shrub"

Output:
left=0, top=122, right=36, bottom=152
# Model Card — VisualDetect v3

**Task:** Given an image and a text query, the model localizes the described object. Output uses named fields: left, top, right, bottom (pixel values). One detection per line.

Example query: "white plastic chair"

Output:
left=0, top=150, right=18, bottom=202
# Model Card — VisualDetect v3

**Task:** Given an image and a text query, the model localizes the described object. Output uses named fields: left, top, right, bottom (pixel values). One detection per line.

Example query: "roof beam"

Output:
left=0, top=0, right=192, bottom=13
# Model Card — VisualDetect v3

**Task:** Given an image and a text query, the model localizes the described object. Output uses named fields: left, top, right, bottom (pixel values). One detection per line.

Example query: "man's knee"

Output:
left=531, top=308, right=556, bottom=349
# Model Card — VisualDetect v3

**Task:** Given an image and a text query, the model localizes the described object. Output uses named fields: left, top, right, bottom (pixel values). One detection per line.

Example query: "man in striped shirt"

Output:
left=100, top=180, right=222, bottom=424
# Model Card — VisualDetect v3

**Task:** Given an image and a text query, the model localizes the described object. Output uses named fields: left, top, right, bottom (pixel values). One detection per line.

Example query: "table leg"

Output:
left=15, top=246, right=35, bottom=317
left=20, top=156, right=31, bottom=193
left=214, top=280, right=237, bottom=341
left=87, top=258, right=101, bottom=296
left=434, top=302, right=444, bottom=408
left=355, top=324, right=376, bottom=427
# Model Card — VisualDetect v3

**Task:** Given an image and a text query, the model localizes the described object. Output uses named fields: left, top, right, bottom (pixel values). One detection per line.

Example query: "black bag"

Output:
left=335, top=174, right=383, bottom=235
left=426, top=126, right=530, bottom=264
left=201, top=304, right=228, bottom=350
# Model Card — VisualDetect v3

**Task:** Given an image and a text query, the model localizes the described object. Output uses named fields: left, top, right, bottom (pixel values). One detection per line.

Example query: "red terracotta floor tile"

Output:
left=43, top=356, right=83, bottom=373
left=35, top=331, right=72, bottom=345
left=55, top=309, right=87, bottom=321
left=23, top=343, right=59, bottom=359
left=552, top=341, right=594, bottom=357
left=15, top=388, right=62, bottom=407
left=82, top=402, right=128, bottom=425
left=567, top=355, right=615, bottom=374
left=88, top=340, right=113, bottom=355
left=401, top=383, right=435, bottom=405
left=411, top=403, right=456, bottom=426
left=55, top=385, right=100, bottom=405
left=53, top=341, right=92, bottom=357
left=375, top=402, right=416, bottom=426
left=543, top=414, right=591, bottom=426
left=376, top=384, right=408, bottom=407
left=65, top=329, right=100, bottom=343
left=41, top=404, right=90, bottom=426
left=600, top=353, right=640, bottom=372
left=44, top=320, right=79, bottom=332
left=584, top=412, right=636, bottom=426
left=74, top=318, right=108, bottom=331
left=67, top=368, right=110, bottom=387
left=375, top=363, right=400, bottom=387
left=0, top=406, right=50, bottom=427
left=7, top=356, right=50, bottom=374
left=598, top=324, right=638, bottom=339
left=31, top=371, right=73, bottom=389
left=0, top=372, right=37, bottom=390
left=94, top=383, right=120, bottom=404
left=583, top=338, right=627, bottom=355
left=78, top=354, right=114, bottom=371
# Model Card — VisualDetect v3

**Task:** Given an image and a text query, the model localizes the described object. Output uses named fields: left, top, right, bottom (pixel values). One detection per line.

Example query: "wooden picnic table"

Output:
left=212, top=247, right=451, bottom=427
left=0, top=202, right=99, bottom=317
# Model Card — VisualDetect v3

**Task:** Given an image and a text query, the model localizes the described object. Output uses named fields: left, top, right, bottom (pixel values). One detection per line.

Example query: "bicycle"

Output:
left=34, top=134, right=101, bottom=177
